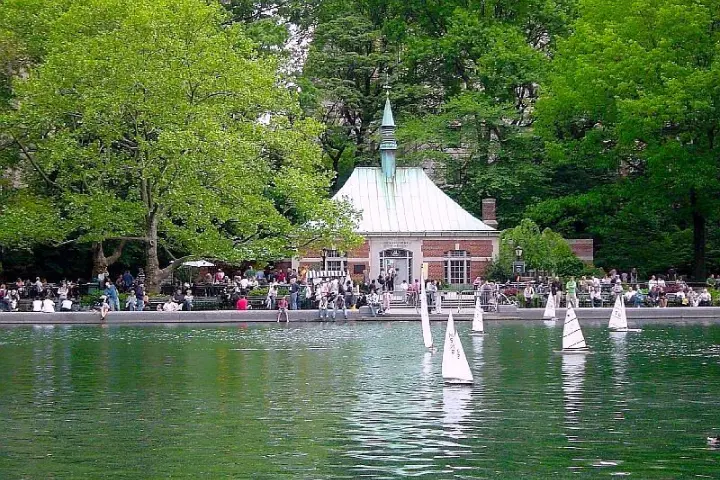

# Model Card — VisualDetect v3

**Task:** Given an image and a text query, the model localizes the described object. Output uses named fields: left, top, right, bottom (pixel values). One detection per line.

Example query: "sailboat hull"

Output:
left=444, top=378, right=474, bottom=385
left=610, top=328, right=642, bottom=333
left=555, top=348, right=594, bottom=355
left=470, top=331, right=485, bottom=336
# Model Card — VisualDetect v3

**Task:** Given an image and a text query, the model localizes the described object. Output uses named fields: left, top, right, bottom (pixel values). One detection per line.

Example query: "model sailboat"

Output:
left=442, top=312, right=474, bottom=384
left=420, top=273, right=433, bottom=349
left=543, top=294, right=557, bottom=321
left=560, top=306, right=591, bottom=353
left=609, top=296, right=642, bottom=332
left=471, top=297, right=484, bottom=335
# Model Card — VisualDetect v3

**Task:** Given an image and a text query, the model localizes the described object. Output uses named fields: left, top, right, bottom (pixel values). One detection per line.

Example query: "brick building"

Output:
left=296, top=97, right=501, bottom=285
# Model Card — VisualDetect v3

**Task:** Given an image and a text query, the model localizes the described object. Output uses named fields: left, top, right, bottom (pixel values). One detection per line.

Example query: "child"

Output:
left=99, top=295, right=110, bottom=320
left=382, top=289, right=391, bottom=314
left=318, top=294, right=329, bottom=320
left=277, top=295, right=289, bottom=323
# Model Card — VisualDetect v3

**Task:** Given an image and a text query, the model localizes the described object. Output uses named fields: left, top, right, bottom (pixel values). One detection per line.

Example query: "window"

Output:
left=326, top=260, right=342, bottom=271
left=323, top=249, right=345, bottom=272
left=444, top=250, right=470, bottom=285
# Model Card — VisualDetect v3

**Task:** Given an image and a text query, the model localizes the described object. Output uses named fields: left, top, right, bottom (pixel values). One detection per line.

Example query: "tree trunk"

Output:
left=145, top=214, right=161, bottom=293
left=91, top=240, right=127, bottom=279
left=691, top=190, right=706, bottom=281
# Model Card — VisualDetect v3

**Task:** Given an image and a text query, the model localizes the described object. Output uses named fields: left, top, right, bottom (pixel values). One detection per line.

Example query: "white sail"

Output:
left=608, top=295, right=628, bottom=331
left=420, top=274, right=433, bottom=348
left=435, top=292, right=443, bottom=314
left=442, top=312, right=474, bottom=384
left=472, top=298, right=484, bottom=333
left=562, top=307, right=588, bottom=350
left=543, top=294, right=556, bottom=319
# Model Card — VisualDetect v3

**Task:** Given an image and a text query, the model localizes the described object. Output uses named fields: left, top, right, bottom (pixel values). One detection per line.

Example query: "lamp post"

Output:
left=513, top=245, right=526, bottom=276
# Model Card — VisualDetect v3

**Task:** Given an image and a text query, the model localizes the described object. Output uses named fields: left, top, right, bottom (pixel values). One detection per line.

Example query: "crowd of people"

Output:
left=3, top=264, right=719, bottom=315
left=513, top=269, right=717, bottom=309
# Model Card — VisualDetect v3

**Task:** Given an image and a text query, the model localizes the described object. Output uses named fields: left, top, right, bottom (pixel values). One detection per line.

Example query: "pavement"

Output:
left=2, top=305, right=720, bottom=325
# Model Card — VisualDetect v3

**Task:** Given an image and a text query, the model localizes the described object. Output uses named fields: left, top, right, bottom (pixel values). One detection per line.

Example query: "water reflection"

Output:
left=442, top=386, right=472, bottom=439
left=610, top=331, right=629, bottom=385
left=2, top=323, right=720, bottom=478
left=562, top=353, right=586, bottom=431
left=422, top=351, right=433, bottom=376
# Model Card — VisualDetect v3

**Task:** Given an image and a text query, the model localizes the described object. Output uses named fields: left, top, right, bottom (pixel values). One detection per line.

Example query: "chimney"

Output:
left=482, top=198, right=498, bottom=228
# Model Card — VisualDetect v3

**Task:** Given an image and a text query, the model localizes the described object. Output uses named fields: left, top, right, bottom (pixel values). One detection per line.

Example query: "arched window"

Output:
left=444, top=250, right=470, bottom=285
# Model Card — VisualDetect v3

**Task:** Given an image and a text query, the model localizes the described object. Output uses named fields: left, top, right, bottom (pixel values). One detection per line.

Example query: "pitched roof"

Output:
left=333, top=167, right=497, bottom=235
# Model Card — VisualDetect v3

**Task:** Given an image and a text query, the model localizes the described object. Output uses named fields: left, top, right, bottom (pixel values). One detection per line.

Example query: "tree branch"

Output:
left=13, top=137, right=60, bottom=189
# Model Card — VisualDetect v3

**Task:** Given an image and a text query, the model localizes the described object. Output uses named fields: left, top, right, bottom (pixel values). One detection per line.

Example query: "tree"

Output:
left=536, top=0, right=720, bottom=279
left=496, top=218, right=582, bottom=276
left=3, top=0, right=359, bottom=290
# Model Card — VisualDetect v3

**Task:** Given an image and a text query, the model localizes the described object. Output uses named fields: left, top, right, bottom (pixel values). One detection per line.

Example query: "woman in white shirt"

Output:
left=41, top=297, right=55, bottom=313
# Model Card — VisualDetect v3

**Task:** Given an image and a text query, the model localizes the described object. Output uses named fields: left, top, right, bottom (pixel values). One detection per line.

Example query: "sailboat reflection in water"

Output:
left=442, top=386, right=473, bottom=439
left=562, top=353, right=587, bottom=441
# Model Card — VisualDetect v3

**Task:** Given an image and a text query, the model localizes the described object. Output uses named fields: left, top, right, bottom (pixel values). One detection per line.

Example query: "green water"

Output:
left=0, top=322, right=719, bottom=479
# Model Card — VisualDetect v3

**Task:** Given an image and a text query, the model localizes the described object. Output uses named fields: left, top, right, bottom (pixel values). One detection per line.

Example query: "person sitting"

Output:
left=699, top=288, right=712, bottom=306
left=235, top=296, right=248, bottom=310
left=126, top=291, right=138, bottom=311
left=332, top=292, right=347, bottom=320
left=648, top=286, right=659, bottom=307
left=367, top=291, right=381, bottom=317
left=32, top=297, right=42, bottom=312
left=184, top=290, right=193, bottom=311
left=162, top=297, right=178, bottom=312
left=675, top=289, right=687, bottom=306
left=624, top=286, right=641, bottom=307
left=523, top=284, right=535, bottom=308
left=276, top=295, right=289, bottom=322
left=60, top=298, right=73, bottom=312
left=99, top=295, right=110, bottom=320
left=41, top=296, right=55, bottom=313
left=590, top=286, right=602, bottom=308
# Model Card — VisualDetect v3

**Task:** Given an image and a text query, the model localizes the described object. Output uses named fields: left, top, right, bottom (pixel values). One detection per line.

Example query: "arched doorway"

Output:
left=379, top=249, right=413, bottom=285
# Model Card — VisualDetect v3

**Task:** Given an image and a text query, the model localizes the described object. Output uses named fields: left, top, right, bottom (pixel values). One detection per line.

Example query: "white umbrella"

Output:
left=182, top=260, right=215, bottom=267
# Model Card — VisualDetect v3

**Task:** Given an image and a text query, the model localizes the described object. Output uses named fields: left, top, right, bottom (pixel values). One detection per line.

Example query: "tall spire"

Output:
left=379, top=85, right=397, bottom=180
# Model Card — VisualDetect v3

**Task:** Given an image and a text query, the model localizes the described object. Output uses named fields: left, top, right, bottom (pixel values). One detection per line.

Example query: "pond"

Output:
left=0, top=321, right=719, bottom=478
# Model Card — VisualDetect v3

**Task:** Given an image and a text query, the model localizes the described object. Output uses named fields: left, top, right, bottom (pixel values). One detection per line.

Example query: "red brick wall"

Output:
left=481, top=198, right=496, bottom=222
left=347, top=261, right=369, bottom=280
left=470, top=261, right=490, bottom=280
left=347, top=240, right=370, bottom=258
left=566, top=239, right=594, bottom=262
left=427, top=261, right=444, bottom=280
left=421, top=239, right=494, bottom=257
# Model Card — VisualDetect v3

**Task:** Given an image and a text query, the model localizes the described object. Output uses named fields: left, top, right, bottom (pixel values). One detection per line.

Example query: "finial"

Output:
left=383, top=72, right=391, bottom=98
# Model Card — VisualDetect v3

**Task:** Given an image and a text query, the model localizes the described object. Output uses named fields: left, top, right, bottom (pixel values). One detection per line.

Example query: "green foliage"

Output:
left=1, top=0, right=360, bottom=285
left=499, top=218, right=581, bottom=275
left=535, top=0, right=720, bottom=278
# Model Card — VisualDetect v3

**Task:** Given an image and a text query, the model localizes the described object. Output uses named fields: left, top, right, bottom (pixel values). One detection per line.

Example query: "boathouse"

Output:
left=296, top=97, right=501, bottom=285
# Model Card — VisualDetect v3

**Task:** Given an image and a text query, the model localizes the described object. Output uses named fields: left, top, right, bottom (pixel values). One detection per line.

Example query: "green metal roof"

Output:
left=333, top=167, right=497, bottom=235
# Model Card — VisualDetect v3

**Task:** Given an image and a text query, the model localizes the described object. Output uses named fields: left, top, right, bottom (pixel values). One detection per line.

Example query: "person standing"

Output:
left=318, top=293, right=329, bottom=320
left=276, top=295, right=289, bottom=323
left=104, top=281, right=120, bottom=311
left=552, top=277, right=562, bottom=307
left=289, top=278, right=299, bottom=310
left=135, top=283, right=145, bottom=311
left=565, top=276, right=578, bottom=309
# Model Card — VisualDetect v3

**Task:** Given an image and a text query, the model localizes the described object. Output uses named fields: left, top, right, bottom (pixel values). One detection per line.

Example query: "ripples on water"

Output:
left=0, top=322, right=719, bottom=478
